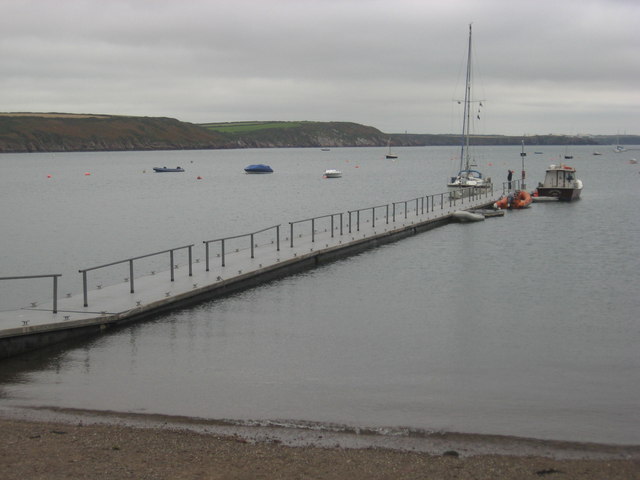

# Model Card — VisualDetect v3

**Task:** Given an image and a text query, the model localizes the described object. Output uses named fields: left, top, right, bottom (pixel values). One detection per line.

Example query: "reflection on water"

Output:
left=1, top=146, right=639, bottom=444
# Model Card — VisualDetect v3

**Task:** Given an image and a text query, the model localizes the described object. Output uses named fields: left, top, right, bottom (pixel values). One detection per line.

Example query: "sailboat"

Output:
left=385, top=138, right=398, bottom=159
left=447, top=24, right=492, bottom=198
left=613, top=133, right=627, bottom=153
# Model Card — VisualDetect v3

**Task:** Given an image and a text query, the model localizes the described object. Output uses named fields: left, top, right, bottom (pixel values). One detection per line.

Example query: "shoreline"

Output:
left=1, top=408, right=638, bottom=479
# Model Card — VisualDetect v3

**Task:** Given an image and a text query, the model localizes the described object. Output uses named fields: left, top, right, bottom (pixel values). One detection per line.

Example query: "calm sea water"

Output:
left=1, top=145, right=639, bottom=444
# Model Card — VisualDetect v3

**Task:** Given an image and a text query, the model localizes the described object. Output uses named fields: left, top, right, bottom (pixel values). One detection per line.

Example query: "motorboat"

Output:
left=447, top=25, right=492, bottom=198
left=244, top=164, right=273, bottom=174
left=153, top=166, right=184, bottom=172
left=534, top=164, right=583, bottom=201
left=494, top=190, right=532, bottom=209
left=323, top=169, right=342, bottom=178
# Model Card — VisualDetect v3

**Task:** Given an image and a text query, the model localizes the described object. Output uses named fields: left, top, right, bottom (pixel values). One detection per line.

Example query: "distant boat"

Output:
left=593, top=151, right=602, bottom=156
left=321, top=148, right=330, bottom=151
left=153, top=166, right=184, bottom=172
left=323, top=169, right=342, bottom=178
left=244, top=164, right=273, bottom=174
left=563, top=146, right=573, bottom=160
left=613, top=134, right=626, bottom=153
left=385, top=139, right=398, bottom=159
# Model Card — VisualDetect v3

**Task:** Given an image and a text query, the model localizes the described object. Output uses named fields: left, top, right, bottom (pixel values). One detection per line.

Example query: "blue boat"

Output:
left=244, top=164, right=273, bottom=174
left=153, top=166, right=184, bottom=172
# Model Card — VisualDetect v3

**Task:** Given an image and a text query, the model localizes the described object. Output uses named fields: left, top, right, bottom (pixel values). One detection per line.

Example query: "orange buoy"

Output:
left=84, top=172, right=91, bottom=176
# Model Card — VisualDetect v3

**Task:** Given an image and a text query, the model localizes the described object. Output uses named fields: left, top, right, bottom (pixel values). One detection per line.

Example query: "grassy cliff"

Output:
left=0, top=114, right=230, bottom=153
left=2, top=113, right=635, bottom=153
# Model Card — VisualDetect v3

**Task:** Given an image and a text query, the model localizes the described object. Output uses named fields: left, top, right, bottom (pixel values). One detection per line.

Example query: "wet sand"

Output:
left=1, top=408, right=638, bottom=479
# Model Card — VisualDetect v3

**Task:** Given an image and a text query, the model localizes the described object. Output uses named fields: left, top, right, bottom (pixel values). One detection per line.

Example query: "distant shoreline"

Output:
left=2, top=113, right=638, bottom=154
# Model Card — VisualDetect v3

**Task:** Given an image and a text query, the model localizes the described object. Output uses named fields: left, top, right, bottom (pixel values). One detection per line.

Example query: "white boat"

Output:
left=613, top=133, right=627, bottom=153
left=452, top=210, right=485, bottom=222
left=323, top=169, right=342, bottom=178
left=385, top=139, right=398, bottom=159
left=447, top=24, right=492, bottom=198
left=534, top=164, right=583, bottom=201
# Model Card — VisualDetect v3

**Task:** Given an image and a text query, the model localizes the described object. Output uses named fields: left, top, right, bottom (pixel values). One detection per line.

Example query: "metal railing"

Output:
left=0, top=274, right=62, bottom=313
left=203, top=224, right=281, bottom=269
left=289, top=214, right=343, bottom=248
left=78, top=244, right=194, bottom=307
left=502, top=178, right=523, bottom=195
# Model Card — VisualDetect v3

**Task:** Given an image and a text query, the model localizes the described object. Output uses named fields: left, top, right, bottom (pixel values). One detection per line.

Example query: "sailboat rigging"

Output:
left=447, top=24, right=492, bottom=197
left=385, top=138, right=398, bottom=159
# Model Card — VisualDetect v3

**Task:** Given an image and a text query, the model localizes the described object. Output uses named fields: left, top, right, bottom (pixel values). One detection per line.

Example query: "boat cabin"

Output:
left=540, top=164, right=576, bottom=189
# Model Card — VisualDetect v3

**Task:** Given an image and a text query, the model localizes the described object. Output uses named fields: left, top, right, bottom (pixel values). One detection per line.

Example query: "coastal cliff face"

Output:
left=0, top=114, right=231, bottom=153
left=0, top=113, right=616, bottom=153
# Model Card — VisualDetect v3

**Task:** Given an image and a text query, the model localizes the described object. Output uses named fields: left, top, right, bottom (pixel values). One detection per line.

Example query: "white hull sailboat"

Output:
left=447, top=24, right=492, bottom=198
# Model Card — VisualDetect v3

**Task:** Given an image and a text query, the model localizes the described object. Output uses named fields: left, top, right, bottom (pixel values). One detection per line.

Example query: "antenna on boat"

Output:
left=520, top=139, right=527, bottom=190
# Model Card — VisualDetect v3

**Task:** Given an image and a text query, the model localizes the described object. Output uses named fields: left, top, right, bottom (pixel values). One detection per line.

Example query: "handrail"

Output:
left=1, top=274, right=62, bottom=313
left=347, top=204, right=389, bottom=233
left=78, top=244, right=194, bottom=307
left=203, top=224, right=280, bottom=269
left=289, top=213, right=342, bottom=248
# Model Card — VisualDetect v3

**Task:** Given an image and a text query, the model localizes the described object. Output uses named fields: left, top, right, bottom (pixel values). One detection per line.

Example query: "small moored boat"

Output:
left=244, top=164, right=273, bottom=174
left=495, top=190, right=532, bottom=209
left=452, top=210, right=485, bottom=222
left=153, top=166, right=184, bottom=172
left=534, top=164, right=583, bottom=201
left=323, top=169, right=342, bottom=178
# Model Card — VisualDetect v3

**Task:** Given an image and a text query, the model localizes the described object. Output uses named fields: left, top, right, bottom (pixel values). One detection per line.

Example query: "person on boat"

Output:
left=507, top=170, right=513, bottom=190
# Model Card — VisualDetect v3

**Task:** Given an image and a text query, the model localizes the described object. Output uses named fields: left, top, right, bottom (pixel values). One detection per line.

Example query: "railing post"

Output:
left=188, top=245, right=193, bottom=276
left=348, top=211, right=352, bottom=234
left=129, top=259, right=135, bottom=293
left=404, top=201, right=408, bottom=219
left=356, top=210, right=360, bottom=231
left=290, top=222, right=294, bottom=248
left=331, top=215, right=334, bottom=238
left=386, top=204, right=389, bottom=224
left=82, top=271, right=88, bottom=307
left=415, top=198, right=419, bottom=216
left=170, top=250, right=175, bottom=281
left=251, top=233, right=255, bottom=258
left=52, top=275, right=58, bottom=314
left=205, top=242, right=210, bottom=271
left=221, top=239, right=226, bottom=267
left=340, top=213, right=343, bottom=235
left=312, top=218, right=315, bottom=243
left=276, top=225, right=280, bottom=251
left=393, top=203, right=396, bottom=222
left=372, top=207, right=375, bottom=228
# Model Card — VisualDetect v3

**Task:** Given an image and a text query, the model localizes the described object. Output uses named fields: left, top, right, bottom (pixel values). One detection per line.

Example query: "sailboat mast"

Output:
left=459, top=23, right=473, bottom=172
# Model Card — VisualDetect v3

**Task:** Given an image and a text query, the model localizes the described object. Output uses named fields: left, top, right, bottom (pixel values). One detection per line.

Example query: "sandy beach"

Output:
left=1, top=409, right=638, bottom=480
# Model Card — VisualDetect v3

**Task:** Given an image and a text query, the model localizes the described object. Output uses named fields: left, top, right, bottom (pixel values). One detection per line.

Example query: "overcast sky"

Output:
left=1, top=0, right=638, bottom=135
